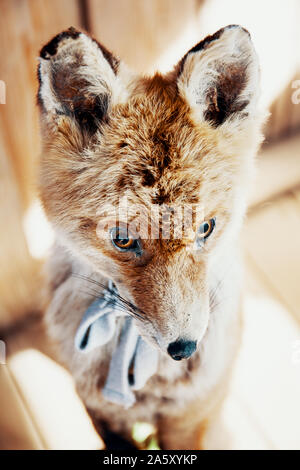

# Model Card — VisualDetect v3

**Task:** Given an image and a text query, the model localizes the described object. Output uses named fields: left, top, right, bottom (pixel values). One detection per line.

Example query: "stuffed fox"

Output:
left=37, top=25, right=264, bottom=449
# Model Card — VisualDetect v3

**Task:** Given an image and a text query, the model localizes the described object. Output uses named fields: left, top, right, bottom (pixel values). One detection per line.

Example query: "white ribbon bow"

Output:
left=75, top=281, right=158, bottom=408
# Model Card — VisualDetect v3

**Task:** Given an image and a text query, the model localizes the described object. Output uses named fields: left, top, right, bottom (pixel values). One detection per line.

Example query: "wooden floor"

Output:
left=1, top=135, right=300, bottom=450
left=224, top=185, right=300, bottom=450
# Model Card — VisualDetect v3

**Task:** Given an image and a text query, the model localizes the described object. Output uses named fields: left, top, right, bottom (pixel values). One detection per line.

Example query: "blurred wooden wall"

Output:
left=264, top=69, right=300, bottom=144
left=0, top=0, right=83, bottom=326
left=87, top=0, right=201, bottom=73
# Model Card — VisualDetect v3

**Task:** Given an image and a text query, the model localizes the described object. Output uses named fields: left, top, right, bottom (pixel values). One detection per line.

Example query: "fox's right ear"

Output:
left=176, top=25, right=260, bottom=128
left=38, top=27, right=129, bottom=134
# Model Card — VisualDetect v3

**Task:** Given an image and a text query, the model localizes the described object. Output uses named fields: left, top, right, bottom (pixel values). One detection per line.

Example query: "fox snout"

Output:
left=167, top=339, right=197, bottom=361
left=115, top=266, right=209, bottom=361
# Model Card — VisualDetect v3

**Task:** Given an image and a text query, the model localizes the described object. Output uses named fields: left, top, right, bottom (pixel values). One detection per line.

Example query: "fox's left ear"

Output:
left=177, top=25, right=260, bottom=127
left=38, top=27, right=129, bottom=134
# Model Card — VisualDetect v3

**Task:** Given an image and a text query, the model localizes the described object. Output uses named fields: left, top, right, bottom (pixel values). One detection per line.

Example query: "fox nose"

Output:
left=167, top=339, right=197, bottom=361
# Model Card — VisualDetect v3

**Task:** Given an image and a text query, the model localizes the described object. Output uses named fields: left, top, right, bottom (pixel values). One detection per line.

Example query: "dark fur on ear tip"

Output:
left=178, top=25, right=250, bottom=75
left=190, top=25, right=250, bottom=55
left=36, top=62, right=47, bottom=111
left=40, top=26, right=81, bottom=60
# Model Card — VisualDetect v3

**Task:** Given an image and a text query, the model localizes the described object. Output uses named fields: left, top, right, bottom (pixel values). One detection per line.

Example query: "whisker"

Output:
left=79, top=287, right=142, bottom=318
left=72, top=273, right=110, bottom=290
left=209, top=261, right=236, bottom=307
left=78, top=289, right=98, bottom=299
left=210, top=295, right=234, bottom=312
left=73, top=273, right=146, bottom=321
left=79, top=286, right=105, bottom=298
left=74, top=273, right=146, bottom=315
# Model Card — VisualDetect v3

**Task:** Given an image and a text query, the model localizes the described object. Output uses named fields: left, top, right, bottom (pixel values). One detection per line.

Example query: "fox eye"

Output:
left=196, top=218, right=215, bottom=246
left=110, top=227, right=139, bottom=253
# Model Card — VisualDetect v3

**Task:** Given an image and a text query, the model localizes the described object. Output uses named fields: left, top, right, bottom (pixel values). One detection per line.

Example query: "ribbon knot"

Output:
left=74, top=281, right=158, bottom=408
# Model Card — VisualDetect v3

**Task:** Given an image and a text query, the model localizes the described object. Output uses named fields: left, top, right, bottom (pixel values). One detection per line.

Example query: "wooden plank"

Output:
left=230, top=259, right=300, bottom=449
left=0, top=0, right=82, bottom=325
left=0, top=365, right=44, bottom=449
left=9, top=350, right=103, bottom=450
left=0, top=0, right=82, bottom=206
left=292, top=186, right=300, bottom=208
left=87, top=0, right=200, bottom=73
left=249, top=134, right=300, bottom=208
left=243, top=193, right=300, bottom=323
left=0, top=139, right=41, bottom=326
left=264, top=69, right=300, bottom=144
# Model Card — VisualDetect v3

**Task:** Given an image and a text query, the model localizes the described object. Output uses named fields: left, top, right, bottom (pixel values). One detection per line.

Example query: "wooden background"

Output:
left=0, top=1, right=300, bottom=450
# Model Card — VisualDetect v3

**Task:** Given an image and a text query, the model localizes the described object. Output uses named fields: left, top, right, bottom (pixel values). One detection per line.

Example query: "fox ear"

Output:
left=177, top=25, right=260, bottom=127
left=38, top=27, right=125, bottom=134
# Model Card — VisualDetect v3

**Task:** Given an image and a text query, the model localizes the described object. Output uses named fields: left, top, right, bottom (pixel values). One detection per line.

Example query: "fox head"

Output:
left=38, top=26, right=264, bottom=360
